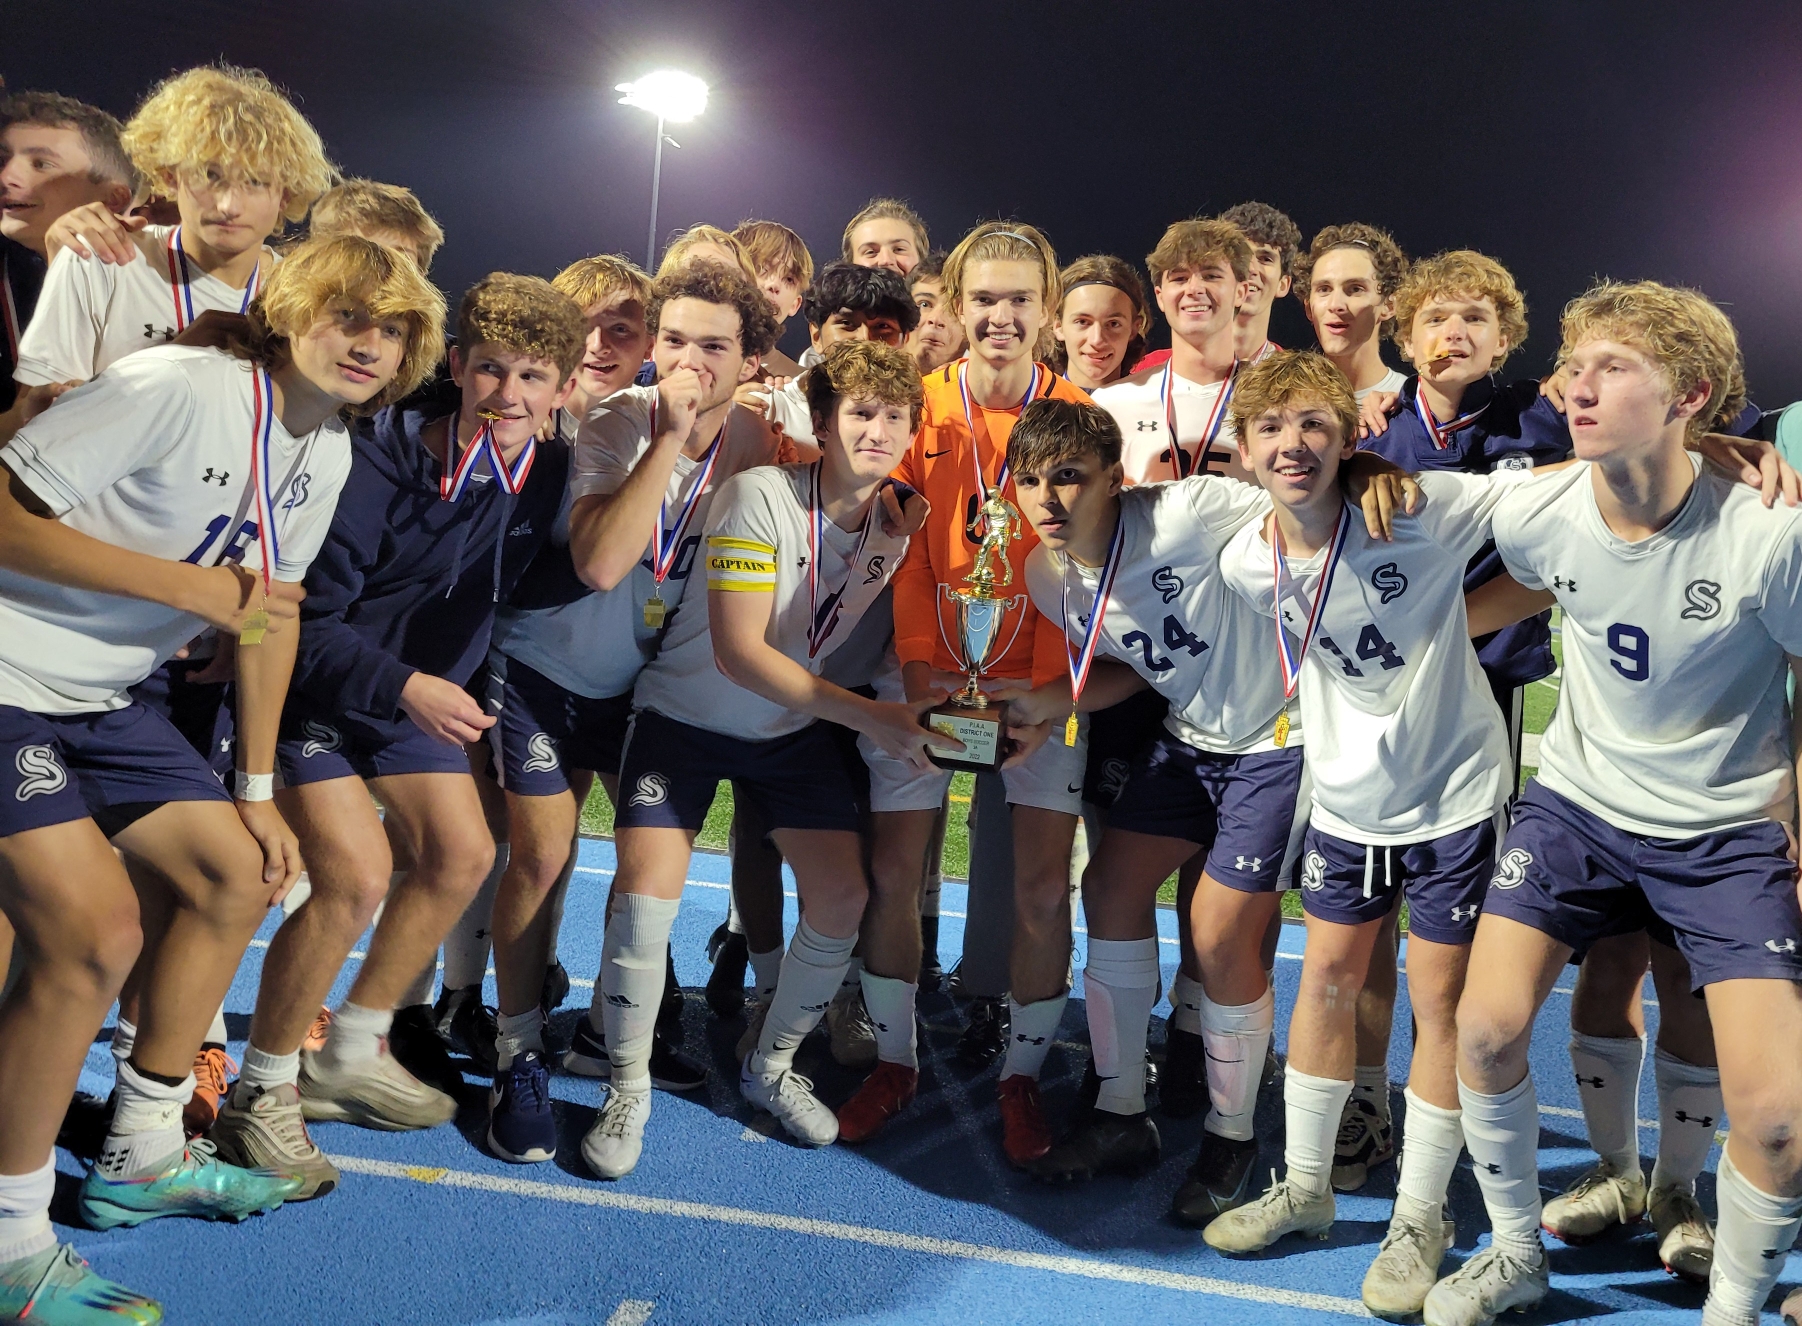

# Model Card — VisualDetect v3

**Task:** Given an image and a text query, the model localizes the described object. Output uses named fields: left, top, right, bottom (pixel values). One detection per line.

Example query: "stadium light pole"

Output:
left=616, top=70, right=710, bottom=269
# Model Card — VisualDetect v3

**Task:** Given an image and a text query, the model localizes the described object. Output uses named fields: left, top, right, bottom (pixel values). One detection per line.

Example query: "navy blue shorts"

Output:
left=1297, top=817, right=1498, bottom=944
left=1486, top=780, right=1802, bottom=991
left=129, top=656, right=235, bottom=777
left=614, top=709, right=863, bottom=835
left=482, top=652, right=632, bottom=797
left=1083, top=689, right=1169, bottom=808
left=0, top=701, right=229, bottom=840
left=275, top=705, right=470, bottom=787
left=1104, top=734, right=1303, bottom=892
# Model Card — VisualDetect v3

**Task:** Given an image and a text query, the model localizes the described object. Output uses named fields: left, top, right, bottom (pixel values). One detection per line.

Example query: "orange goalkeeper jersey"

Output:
left=892, top=358, right=1091, bottom=684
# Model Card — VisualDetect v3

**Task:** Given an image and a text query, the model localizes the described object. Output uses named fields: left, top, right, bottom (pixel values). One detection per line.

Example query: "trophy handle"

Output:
left=935, top=583, right=969, bottom=673
left=970, top=593, right=1031, bottom=682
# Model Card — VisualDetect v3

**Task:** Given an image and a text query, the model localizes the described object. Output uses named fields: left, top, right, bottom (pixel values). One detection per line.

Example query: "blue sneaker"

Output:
left=487, top=1050, right=556, bottom=1163
left=77, top=1139, right=303, bottom=1230
left=0, top=1243, right=163, bottom=1324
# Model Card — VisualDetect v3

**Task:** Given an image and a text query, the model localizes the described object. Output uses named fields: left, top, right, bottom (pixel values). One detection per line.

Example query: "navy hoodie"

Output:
left=288, top=403, right=568, bottom=742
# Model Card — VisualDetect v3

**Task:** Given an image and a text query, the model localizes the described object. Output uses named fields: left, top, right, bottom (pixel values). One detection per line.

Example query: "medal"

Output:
left=805, top=462, right=874, bottom=658
left=439, top=410, right=535, bottom=502
left=239, top=367, right=280, bottom=645
left=1058, top=514, right=1126, bottom=747
left=1064, top=713, right=1080, bottom=747
left=643, top=595, right=665, bottom=628
left=1412, top=379, right=1488, bottom=450
left=1161, top=358, right=1238, bottom=480
left=1272, top=708, right=1291, bottom=749
left=1269, top=506, right=1352, bottom=741
left=168, top=225, right=260, bottom=332
left=645, top=398, right=724, bottom=629
left=239, top=603, right=269, bottom=647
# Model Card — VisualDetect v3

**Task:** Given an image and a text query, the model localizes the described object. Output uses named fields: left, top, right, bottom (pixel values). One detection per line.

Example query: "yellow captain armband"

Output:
left=706, top=535, right=778, bottom=591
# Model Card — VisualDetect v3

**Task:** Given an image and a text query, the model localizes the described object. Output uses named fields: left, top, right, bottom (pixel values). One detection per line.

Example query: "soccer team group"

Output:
left=1, top=60, right=1801, bottom=1326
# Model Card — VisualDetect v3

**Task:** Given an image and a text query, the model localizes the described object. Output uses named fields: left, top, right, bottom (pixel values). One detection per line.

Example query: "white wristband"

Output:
left=234, top=771, right=274, bottom=802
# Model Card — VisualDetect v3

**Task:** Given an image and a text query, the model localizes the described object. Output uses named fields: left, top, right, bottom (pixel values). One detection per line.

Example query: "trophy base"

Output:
left=924, top=698, right=1010, bottom=772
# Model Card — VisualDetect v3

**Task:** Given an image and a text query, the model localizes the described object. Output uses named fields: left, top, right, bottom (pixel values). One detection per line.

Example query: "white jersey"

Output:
left=1495, top=459, right=1802, bottom=837
left=492, top=386, right=789, bottom=699
left=1354, top=366, right=1409, bottom=404
left=0, top=346, right=349, bottom=713
left=1093, top=366, right=1240, bottom=485
left=1221, top=470, right=1529, bottom=843
left=1026, top=477, right=1289, bottom=754
left=14, top=224, right=273, bottom=386
left=634, top=462, right=908, bottom=741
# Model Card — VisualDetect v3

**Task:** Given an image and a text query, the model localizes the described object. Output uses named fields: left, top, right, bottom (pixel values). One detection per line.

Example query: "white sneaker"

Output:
left=1422, top=1242, right=1549, bottom=1326
left=740, top=1054, right=838, bottom=1146
left=826, top=987, right=877, bottom=1068
left=735, top=995, right=772, bottom=1063
left=1363, top=1207, right=1456, bottom=1318
left=581, top=1086, right=651, bottom=1179
left=298, top=1046, right=457, bottom=1131
left=1202, top=1171, right=1334, bottom=1253
left=1540, top=1157, right=1646, bottom=1242
left=1650, top=1183, right=1713, bottom=1282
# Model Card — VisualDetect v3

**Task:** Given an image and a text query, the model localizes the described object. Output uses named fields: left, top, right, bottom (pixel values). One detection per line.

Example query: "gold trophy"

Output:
left=925, top=490, right=1029, bottom=772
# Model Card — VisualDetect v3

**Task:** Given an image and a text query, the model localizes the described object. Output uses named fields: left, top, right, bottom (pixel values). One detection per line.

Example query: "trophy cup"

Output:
left=925, top=490, right=1029, bottom=772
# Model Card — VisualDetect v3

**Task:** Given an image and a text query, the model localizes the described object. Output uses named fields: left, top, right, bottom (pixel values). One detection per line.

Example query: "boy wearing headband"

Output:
left=1294, top=223, right=1410, bottom=403
left=1051, top=255, right=1149, bottom=394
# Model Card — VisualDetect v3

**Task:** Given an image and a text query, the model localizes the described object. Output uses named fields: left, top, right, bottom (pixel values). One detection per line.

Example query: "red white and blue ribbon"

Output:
left=247, top=367, right=280, bottom=591
left=438, top=416, right=536, bottom=502
left=648, top=398, right=723, bottom=589
left=1413, top=382, right=1487, bottom=450
left=958, top=359, right=1040, bottom=499
left=167, top=226, right=260, bottom=331
left=1060, top=511, right=1126, bottom=704
left=1251, top=339, right=1278, bottom=363
left=805, top=461, right=874, bottom=658
left=1, top=251, right=21, bottom=362
left=1271, top=505, right=1352, bottom=699
left=1161, top=359, right=1238, bottom=479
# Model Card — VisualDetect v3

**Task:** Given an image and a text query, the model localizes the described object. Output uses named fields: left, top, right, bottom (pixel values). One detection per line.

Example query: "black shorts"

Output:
left=1082, top=690, right=1169, bottom=807
left=484, top=651, right=632, bottom=796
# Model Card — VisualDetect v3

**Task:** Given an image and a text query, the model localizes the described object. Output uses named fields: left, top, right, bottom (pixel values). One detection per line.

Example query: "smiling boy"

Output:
left=843, top=197, right=929, bottom=276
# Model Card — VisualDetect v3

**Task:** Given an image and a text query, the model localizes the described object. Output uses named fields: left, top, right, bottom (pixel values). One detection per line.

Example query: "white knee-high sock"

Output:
left=1651, top=1048, right=1723, bottom=1193
left=599, top=894, right=680, bottom=1094
left=495, top=1007, right=544, bottom=1069
left=725, top=890, right=744, bottom=937
left=1202, top=984, right=1274, bottom=1141
left=1704, top=1148, right=1802, bottom=1326
left=1002, top=994, right=1067, bottom=1081
left=109, top=1016, right=136, bottom=1069
left=1570, top=1031, right=1645, bottom=1174
left=749, top=947, right=782, bottom=1001
left=754, top=918, right=854, bottom=1076
left=860, top=971, right=918, bottom=1068
left=1395, top=1087, right=1464, bottom=1218
left=0, top=1155, right=56, bottom=1265
left=1170, top=972, right=1204, bottom=1036
left=1459, top=1072, right=1544, bottom=1260
left=1085, top=938, right=1160, bottom=1116
left=204, top=1004, right=228, bottom=1047
left=97, top=1060, right=193, bottom=1179
left=838, top=953, right=865, bottom=997
left=443, top=844, right=505, bottom=990
left=1284, top=1065, right=1352, bottom=1200
left=1353, top=1062, right=1392, bottom=1125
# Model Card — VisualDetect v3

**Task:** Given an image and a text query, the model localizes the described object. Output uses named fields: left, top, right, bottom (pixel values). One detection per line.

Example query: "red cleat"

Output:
left=836, top=1062, right=918, bottom=1144
left=998, top=1074, right=1051, bottom=1167
left=183, top=1044, right=238, bottom=1136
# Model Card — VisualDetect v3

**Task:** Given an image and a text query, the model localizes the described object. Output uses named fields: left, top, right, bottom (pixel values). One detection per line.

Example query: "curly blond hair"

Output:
left=458, top=273, right=587, bottom=381
left=1391, top=250, right=1529, bottom=368
left=121, top=65, right=334, bottom=224
left=1227, top=350, right=1360, bottom=450
left=803, top=339, right=924, bottom=431
left=552, top=254, right=653, bottom=313
left=1558, top=280, right=1746, bottom=440
left=1147, top=218, right=1251, bottom=287
left=941, top=221, right=1060, bottom=317
left=310, top=179, right=444, bottom=272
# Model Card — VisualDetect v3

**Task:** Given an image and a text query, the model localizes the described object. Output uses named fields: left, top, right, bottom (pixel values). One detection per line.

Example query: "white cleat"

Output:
left=740, top=1055, right=838, bottom=1147
left=1422, top=1241, right=1549, bottom=1326
left=1649, top=1183, right=1714, bottom=1282
left=1541, top=1157, right=1646, bottom=1243
left=581, top=1086, right=651, bottom=1179
left=1363, top=1208, right=1457, bottom=1318
left=298, top=1047, right=457, bottom=1131
left=1202, top=1171, right=1334, bottom=1253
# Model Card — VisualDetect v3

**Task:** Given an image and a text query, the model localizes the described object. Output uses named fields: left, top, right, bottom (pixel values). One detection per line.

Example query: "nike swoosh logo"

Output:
left=1066, top=783, right=1082, bottom=794
left=925, top=448, right=950, bottom=458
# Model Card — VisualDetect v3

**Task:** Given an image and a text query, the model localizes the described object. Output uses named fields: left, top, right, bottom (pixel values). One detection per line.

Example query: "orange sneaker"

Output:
left=302, top=1006, right=333, bottom=1053
left=182, top=1045, right=239, bottom=1137
left=998, top=1073, right=1051, bottom=1167
left=836, top=1062, right=918, bottom=1144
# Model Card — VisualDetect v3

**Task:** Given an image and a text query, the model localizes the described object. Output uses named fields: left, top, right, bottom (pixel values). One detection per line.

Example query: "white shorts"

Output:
left=859, top=665, right=1087, bottom=815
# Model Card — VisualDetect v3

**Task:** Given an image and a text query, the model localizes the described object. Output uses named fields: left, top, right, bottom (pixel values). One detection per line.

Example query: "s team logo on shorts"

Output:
left=1491, top=847, right=1533, bottom=890
left=1300, top=851, right=1325, bottom=892
left=627, top=773, right=670, bottom=808
left=1372, top=562, right=1409, bottom=604
left=300, top=721, right=342, bottom=758
left=522, top=733, right=560, bottom=774
left=14, top=745, right=67, bottom=801
left=1681, top=579, right=1722, bottom=621
left=1098, top=758, right=1130, bottom=799
left=1152, top=566, right=1183, bottom=604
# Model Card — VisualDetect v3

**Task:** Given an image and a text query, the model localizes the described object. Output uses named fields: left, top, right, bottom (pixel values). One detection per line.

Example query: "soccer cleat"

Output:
left=387, top=1003, right=467, bottom=1098
left=182, top=1045, right=237, bottom=1137
left=1332, top=1094, right=1395, bottom=1192
left=836, top=1062, right=919, bottom=1144
left=1783, top=1285, right=1802, bottom=1326
left=1362, top=1207, right=1457, bottom=1319
left=735, top=996, right=773, bottom=1063
left=1033, top=1110, right=1160, bottom=1183
left=1202, top=1172, right=1335, bottom=1253
left=704, top=925, right=749, bottom=1019
left=1261, top=1046, right=1286, bottom=1094
left=581, top=1085, right=651, bottom=1179
left=77, top=1138, right=302, bottom=1230
left=0, top=1243, right=164, bottom=1324
left=433, top=984, right=498, bottom=1076
left=826, top=986, right=878, bottom=1069
left=1159, top=1025, right=1208, bottom=1118
left=559, top=1017, right=707, bottom=1093
left=488, top=1050, right=557, bottom=1164
left=541, top=959, right=571, bottom=1015
left=1170, top=1131, right=1261, bottom=1225
left=1540, top=1157, right=1647, bottom=1243
left=1649, top=1183, right=1713, bottom=1282
left=302, top=1006, right=332, bottom=1053
left=209, top=1082, right=339, bottom=1201
left=1421, top=1241, right=1549, bottom=1326
left=956, top=997, right=1009, bottom=1069
left=298, top=1044, right=458, bottom=1131
left=741, top=1055, right=838, bottom=1147
left=919, top=915, right=944, bottom=992
left=658, top=947, right=687, bottom=1048
left=997, top=1074, right=1052, bottom=1167
left=56, top=1093, right=114, bottom=1162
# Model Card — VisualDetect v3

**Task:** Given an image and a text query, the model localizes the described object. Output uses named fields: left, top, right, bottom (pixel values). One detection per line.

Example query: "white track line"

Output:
left=604, top=1301, right=655, bottom=1326
left=330, top=1154, right=1370, bottom=1317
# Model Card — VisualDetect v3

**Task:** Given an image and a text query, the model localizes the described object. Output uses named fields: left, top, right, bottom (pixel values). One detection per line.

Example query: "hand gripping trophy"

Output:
left=925, top=488, right=1029, bottom=771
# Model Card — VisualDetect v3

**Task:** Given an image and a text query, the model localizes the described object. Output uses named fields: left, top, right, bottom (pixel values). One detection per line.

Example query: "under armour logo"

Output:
left=1673, top=1110, right=1717, bottom=1128
left=1451, top=904, right=1480, bottom=922
left=1552, top=575, right=1577, bottom=592
left=627, top=773, right=669, bottom=808
left=1766, top=938, right=1797, bottom=954
left=143, top=322, right=176, bottom=343
left=521, top=732, right=559, bottom=774
left=1235, top=856, right=1262, bottom=872
left=1575, top=1074, right=1605, bottom=1088
left=1372, top=562, right=1409, bottom=604
left=1152, top=565, right=1183, bottom=604
left=202, top=467, right=230, bottom=486
left=1015, top=1034, right=1047, bottom=1046
left=1682, top=579, right=1722, bottom=621
left=1479, top=1162, right=1502, bottom=1175
left=1764, top=1247, right=1787, bottom=1260
left=801, top=1000, right=830, bottom=1013
left=1135, top=419, right=1159, bottom=432
left=864, top=554, right=885, bottom=585
left=14, top=745, right=66, bottom=802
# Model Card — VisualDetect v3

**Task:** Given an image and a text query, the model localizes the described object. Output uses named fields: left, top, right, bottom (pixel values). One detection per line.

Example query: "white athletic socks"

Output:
left=749, top=947, right=783, bottom=1001
left=1651, top=1048, right=1723, bottom=1193
left=239, top=1044, right=300, bottom=1093
left=725, top=891, right=745, bottom=937
left=1284, top=1065, right=1353, bottom=1200
left=1395, top=1087, right=1464, bottom=1219
left=1084, top=938, right=1161, bottom=1116
left=97, top=1060, right=192, bottom=1179
left=1458, top=1072, right=1544, bottom=1259
left=1570, top=1031, right=1645, bottom=1174
left=444, top=844, right=505, bottom=990
left=319, top=1001, right=393, bottom=1068
left=109, top=1016, right=136, bottom=1069
left=1704, top=1148, right=1802, bottom=1326
left=921, top=871, right=941, bottom=921
left=1201, top=984, right=1274, bottom=1142
left=204, top=1004, right=229, bottom=1047
left=0, top=1155, right=55, bottom=1266
left=1002, top=994, right=1068, bottom=1081
left=1169, top=971, right=1205, bottom=1036
left=753, top=917, right=855, bottom=1077
left=495, top=1007, right=545, bottom=1070
left=838, top=954, right=865, bottom=998
left=1353, top=1062, right=1392, bottom=1126
left=599, top=893, right=681, bottom=1094
left=860, top=970, right=919, bottom=1069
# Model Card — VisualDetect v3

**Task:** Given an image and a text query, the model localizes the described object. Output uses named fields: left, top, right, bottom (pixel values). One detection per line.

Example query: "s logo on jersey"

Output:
left=1300, top=851, right=1325, bottom=892
left=522, top=733, right=560, bottom=774
left=1372, top=562, right=1409, bottom=604
left=1491, top=848, right=1533, bottom=890
left=14, top=745, right=67, bottom=802
left=1152, top=566, right=1183, bottom=604
left=1681, top=579, right=1722, bottom=621
left=300, top=721, right=342, bottom=758
left=627, top=773, right=669, bottom=808
left=1495, top=454, right=1535, bottom=472
left=282, top=473, right=311, bottom=511
left=864, top=554, right=885, bottom=585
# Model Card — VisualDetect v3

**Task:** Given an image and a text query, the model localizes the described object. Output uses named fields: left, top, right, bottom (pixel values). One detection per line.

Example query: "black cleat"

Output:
left=56, top=1090, right=115, bottom=1160
left=705, top=927, right=750, bottom=1019
left=1160, top=1025, right=1208, bottom=1118
left=659, top=945, right=687, bottom=1047
left=956, top=996, right=1009, bottom=1069
left=540, top=960, right=571, bottom=1015
left=918, top=915, right=944, bottom=992
left=388, top=1003, right=466, bottom=1099
left=1034, top=1111, right=1161, bottom=1183
left=1260, top=1045, right=1286, bottom=1095
left=561, top=1016, right=707, bottom=1093
left=433, top=984, right=498, bottom=1076
left=1171, top=1130, right=1260, bottom=1226
left=1075, top=1056, right=1161, bottom=1122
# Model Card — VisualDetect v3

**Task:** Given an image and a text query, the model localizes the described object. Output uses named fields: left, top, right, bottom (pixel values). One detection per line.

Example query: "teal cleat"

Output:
left=0, top=1243, right=163, bottom=1323
left=77, top=1138, right=303, bottom=1230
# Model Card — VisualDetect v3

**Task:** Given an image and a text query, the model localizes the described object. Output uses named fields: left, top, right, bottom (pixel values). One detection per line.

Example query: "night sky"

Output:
left=10, top=0, right=1802, bottom=400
